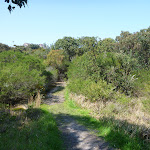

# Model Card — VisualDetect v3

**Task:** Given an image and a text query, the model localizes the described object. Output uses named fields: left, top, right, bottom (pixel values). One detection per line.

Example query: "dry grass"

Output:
left=69, top=93, right=150, bottom=142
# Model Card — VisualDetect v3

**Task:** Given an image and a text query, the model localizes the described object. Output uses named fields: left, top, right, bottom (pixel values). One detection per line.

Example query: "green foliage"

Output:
left=133, top=69, right=150, bottom=96
left=0, top=50, right=45, bottom=70
left=23, top=46, right=50, bottom=60
left=0, top=43, right=10, bottom=52
left=0, top=50, right=46, bottom=104
left=27, top=44, right=40, bottom=49
left=0, top=64, right=44, bottom=101
left=68, top=79, right=114, bottom=101
left=115, top=28, right=150, bottom=67
left=51, top=36, right=99, bottom=60
left=96, top=52, right=138, bottom=94
left=77, top=36, right=99, bottom=55
left=12, top=45, right=27, bottom=53
left=5, top=0, right=28, bottom=12
left=31, top=48, right=50, bottom=59
left=53, top=37, right=79, bottom=61
left=0, top=106, right=64, bottom=150
left=50, top=68, right=59, bottom=82
left=45, top=50, right=67, bottom=69
left=45, top=50, right=69, bottom=80
left=48, top=88, right=150, bottom=150
left=68, top=51, right=138, bottom=99
left=98, top=38, right=116, bottom=52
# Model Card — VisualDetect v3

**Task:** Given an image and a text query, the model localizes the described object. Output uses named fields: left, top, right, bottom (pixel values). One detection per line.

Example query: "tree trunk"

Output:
left=28, top=95, right=34, bottom=105
left=35, top=90, right=41, bottom=108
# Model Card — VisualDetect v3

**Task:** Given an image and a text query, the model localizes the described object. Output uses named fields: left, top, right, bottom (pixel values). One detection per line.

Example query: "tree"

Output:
left=115, top=28, right=150, bottom=67
left=97, top=38, right=116, bottom=52
left=27, top=44, right=40, bottom=49
left=45, top=50, right=65, bottom=69
left=5, top=0, right=28, bottom=12
left=53, top=37, right=79, bottom=61
left=78, top=36, right=99, bottom=52
left=45, top=50, right=69, bottom=80
left=0, top=43, right=10, bottom=52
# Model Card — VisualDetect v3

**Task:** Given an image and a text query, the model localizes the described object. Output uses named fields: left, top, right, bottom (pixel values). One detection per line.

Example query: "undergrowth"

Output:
left=0, top=105, right=64, bottom=150
left=61, top=88, right=150, bottom=150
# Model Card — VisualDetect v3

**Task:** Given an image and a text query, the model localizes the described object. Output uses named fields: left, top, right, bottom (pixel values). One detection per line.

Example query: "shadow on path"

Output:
left=43, top=82, right=150, bottom=150
left=54, top=113, right=114, bottom=150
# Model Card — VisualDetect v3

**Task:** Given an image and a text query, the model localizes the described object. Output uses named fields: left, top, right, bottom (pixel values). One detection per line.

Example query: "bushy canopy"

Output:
left=0, top=50, right=46, bottom=104
left=68, top=51, right=138, bottom=101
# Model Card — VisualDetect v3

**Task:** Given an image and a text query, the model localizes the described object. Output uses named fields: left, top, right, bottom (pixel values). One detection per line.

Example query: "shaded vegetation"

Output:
left=0, top=43, right=10, bottom=52
left=0, top=26, right=150, bottom=150
left=0, top=105, right=64, bottom=150
left=44, top=50, right=69, bottom=80
left=0, top=50, right=46, bottom=105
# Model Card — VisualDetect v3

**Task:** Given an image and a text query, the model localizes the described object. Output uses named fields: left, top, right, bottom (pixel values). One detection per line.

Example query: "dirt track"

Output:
left=44, top=82, right=114, bottom=150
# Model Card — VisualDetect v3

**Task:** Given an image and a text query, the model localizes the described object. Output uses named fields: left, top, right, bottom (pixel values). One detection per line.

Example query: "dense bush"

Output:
left=25, top=47, right=50, bottom=59
left=68, top=79, right=114, bottom=102
left=67, top=51, right=139, bottom=101
left=133, top=68, right=150, bottom=96
left=0, top=43, right=10, bottom=52
left=0, top=51, right=46, bottom=104
left=45, top=50, right=69, bottom=80
left=115, top=28, right=150, bottom=66
left=96, top=52, right=138, bottom=94
left=52, top=37, right=79, bottom=61
left=97, top=38, right=116, bottom=53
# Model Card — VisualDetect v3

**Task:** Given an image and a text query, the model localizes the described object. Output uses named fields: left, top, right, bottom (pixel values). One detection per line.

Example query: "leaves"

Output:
left=5, top=0, right=28, bottom=12
left=68, top=51, right=138, bottom=98
left=115, top=28, right=150, bottom=66
left=0, top=51, right=46, bottom=103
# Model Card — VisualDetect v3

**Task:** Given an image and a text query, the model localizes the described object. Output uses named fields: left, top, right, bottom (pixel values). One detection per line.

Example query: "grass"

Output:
left=0, top=105, right=64, bottom=150
left=134, top=69, right=150, bottom=97
left=142, top=98, right=150, bottom=114
left=48, top=87, right=150, bottom=150
left=1, top=84, right=149, bottom=150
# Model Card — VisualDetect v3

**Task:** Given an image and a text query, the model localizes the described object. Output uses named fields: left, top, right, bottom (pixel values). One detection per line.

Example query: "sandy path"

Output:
left=43, top=82, right=114, bottom=150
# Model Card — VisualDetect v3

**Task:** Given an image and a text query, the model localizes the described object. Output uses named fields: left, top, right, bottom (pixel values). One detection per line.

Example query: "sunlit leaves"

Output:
left=0, top=51, right=46, bottom=103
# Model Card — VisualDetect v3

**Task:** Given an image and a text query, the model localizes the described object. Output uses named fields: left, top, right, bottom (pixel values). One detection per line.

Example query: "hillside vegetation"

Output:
left=0, top=46, right=64, bottom=150
left=44, top=27, right=150, bottom=146
left=66, top=28, right=150, bottom=143
left=0, top=27, right=150, bottom=149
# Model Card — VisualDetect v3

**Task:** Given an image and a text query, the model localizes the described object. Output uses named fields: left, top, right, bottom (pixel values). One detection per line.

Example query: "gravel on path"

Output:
left=43, top=82, right=114, bottom=150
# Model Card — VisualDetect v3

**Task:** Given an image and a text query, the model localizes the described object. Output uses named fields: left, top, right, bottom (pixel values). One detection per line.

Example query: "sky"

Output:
left=0, top=0, right=150, bottom=46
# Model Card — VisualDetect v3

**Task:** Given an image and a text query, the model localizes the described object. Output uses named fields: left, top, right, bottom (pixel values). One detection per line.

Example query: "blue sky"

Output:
left=0, top=0, right=150, bottom=46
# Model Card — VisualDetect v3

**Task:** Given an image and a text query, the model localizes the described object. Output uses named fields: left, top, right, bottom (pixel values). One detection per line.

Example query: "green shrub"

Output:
left=0, top=51, right=46, bottom=104
left=68, top=78, right=115, bottom=102
left=67, top=51, right=138, bottom=101
left=49, top=68, right=58, bottom=82
left=45, top=50, right=69, bottom=80
left=133, top=69, right=150, bottom=96
left=142, top=99, right=150, bottom=114
left=95, top=52, right=138, bottom=95
left=82, top=79, right=114, bottom=101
